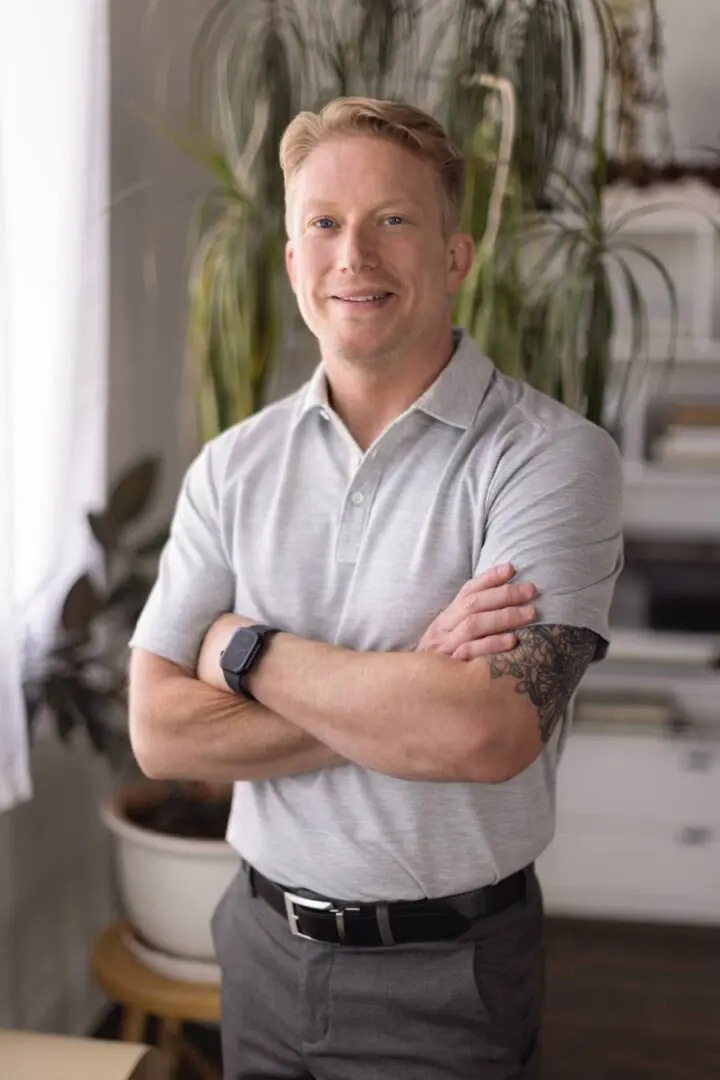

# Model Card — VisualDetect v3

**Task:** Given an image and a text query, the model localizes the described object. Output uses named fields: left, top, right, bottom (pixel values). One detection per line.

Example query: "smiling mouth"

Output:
left=331, top=292, right=394, bottom=305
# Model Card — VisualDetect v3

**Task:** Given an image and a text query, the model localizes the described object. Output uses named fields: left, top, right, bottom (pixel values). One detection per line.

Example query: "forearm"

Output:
left=249, top=633, right=489, bottom=781
left=129, top=652, right=345, bottom=783
left=243, top=621, right=593, bottom=784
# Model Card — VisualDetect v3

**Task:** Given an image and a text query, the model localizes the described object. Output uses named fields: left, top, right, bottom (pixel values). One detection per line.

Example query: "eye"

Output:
left=311, top=217, right=336, bottom=230
left=384, top=215, right=406, bottom=226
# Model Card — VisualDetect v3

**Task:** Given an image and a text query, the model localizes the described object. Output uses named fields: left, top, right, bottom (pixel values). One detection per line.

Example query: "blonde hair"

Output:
left=279, top=97, right=465, bottom=236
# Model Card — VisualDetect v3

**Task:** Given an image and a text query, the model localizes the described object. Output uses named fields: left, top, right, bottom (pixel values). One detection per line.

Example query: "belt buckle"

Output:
left=283, top=890, right=349, bottom=942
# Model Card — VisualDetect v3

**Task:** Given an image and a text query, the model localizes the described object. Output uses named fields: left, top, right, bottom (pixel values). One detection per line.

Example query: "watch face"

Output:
left=221, top=628, right=261, bottom=674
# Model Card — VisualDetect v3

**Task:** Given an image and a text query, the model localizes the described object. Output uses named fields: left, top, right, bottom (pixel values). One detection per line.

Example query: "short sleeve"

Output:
left=476, top=421, right=624, bottom=660
left=129, top=445, right=235, bottom=668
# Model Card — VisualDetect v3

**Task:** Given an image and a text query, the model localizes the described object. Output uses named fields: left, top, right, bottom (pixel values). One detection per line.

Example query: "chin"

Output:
left=326, top=326, right=405, bottom=367
left=335, top=342, right=394, bottom=367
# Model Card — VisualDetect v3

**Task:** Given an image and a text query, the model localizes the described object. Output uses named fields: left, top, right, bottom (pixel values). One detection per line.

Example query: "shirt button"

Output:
left=350, top=491, right=365, bottom=506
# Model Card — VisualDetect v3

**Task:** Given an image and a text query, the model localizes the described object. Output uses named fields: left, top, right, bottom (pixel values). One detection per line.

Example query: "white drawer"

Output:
left=537, top=820, right=720, bottom=924
left=556, top=731, right=720, bottom=827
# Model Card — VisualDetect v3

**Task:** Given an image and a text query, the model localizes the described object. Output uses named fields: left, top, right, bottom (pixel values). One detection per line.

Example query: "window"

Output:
left=0, top=2, right=109, bottom=811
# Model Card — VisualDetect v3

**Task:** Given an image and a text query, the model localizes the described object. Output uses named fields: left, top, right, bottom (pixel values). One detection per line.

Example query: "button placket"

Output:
left=336, top=456, right=380, bottom=564
left=335, top=419, right=415, bottom=564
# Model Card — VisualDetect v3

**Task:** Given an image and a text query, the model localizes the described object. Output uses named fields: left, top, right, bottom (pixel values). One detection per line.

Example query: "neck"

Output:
left=322, top=326, right=456, bottom=450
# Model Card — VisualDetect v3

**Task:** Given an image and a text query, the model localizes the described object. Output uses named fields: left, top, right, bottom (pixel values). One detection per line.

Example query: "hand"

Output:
left=415, top=563, right=537, bottom=661
left=196, top=612, right=252, bottom=691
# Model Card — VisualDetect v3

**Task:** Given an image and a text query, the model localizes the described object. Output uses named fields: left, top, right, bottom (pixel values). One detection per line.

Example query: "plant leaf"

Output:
left=87, top=510, right=119, bottom=552
left=136, top=525, right=170, bottom=556
left=61, top=574, right=102, bottom=634
left=106, top=572, right=152, bottom=614
left=23, top=685, right=46, bottom=741
left=107, top=457, right=159, bottom=525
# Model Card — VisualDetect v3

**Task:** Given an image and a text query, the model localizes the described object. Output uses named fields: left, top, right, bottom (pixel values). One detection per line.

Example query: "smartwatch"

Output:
left=219, top=624, right=279, bottom=700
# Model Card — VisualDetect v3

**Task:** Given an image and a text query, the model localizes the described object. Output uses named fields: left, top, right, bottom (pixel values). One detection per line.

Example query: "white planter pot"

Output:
left=101, top=784, right=240, bottom=962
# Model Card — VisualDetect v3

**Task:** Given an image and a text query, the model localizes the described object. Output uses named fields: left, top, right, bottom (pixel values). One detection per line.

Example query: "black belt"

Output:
left=249, top=865, right=528, bottom=947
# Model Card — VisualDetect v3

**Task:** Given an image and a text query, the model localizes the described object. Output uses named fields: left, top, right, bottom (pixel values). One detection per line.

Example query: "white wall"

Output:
left=576, top=0, right=720, bottom=161
left=108, top=0, right=213, bottom=523
left=659, top=0, right=720, bottom=156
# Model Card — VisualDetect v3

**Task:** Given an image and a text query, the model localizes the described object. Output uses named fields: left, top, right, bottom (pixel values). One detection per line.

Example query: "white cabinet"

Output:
left=537, top=730, right=720, bottom=924
left=538, top=826, right=720, bottom=924
left=555, top=731, right=718, bottom=826
left=536, top=183, right=720, bottom=923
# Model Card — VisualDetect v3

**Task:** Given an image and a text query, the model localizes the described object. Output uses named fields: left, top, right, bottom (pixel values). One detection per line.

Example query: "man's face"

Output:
left=285, top=136, right=473, bottom=368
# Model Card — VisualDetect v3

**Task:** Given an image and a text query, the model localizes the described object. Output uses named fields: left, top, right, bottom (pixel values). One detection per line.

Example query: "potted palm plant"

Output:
left=453, top=0, right=680, bottom=428
left=177, top=0, right=679, bottom=444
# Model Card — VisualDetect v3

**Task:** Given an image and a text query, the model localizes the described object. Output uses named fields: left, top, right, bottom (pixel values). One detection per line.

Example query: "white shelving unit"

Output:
left=537, top=183, right=720, bottom=925
left=622, top=463, right=720, bottom=539
left=604, top=181, right=720, bottom=352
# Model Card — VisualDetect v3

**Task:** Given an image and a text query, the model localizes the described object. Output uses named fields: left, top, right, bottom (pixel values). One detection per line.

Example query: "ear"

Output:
left=285, top=240, right=297, bottom=293
left=446, top=233, right=475, bottom=294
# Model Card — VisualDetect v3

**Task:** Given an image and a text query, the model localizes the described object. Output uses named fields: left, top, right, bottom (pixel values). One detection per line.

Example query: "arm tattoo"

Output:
left=488, top=625, right=600, bottom=743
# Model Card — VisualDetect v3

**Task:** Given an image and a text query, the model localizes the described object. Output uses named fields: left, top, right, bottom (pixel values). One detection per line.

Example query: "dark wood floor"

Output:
left=101, top=917, right=720, bottom=1079
left=541, top=917, right=720, bottom=1079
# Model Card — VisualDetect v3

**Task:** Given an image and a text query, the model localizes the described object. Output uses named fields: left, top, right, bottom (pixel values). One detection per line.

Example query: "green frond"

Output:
left=143, top=0, right=682, bottom=444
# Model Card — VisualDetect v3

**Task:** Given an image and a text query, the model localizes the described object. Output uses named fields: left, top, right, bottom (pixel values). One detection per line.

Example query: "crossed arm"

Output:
left=209, top=618, right=597, bottom=780
left=129, top=596, right=599, bottom=785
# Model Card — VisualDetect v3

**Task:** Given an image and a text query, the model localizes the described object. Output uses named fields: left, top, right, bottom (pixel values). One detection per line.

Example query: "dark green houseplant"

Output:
left=23, top=458, right=167, bottom=771
left=22, top=458, right=229, bottom=838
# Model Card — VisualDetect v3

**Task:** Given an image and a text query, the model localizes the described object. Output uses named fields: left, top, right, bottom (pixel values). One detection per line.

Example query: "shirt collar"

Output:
left=293, top=329, right=495, bottom=431
left=294, top=359, right=331, bottom=423
left=413, top=330, right=495, bottom=430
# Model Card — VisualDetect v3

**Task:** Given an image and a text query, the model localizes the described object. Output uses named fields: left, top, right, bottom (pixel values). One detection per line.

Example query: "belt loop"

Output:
left=376, top=902, right=395, bottom=946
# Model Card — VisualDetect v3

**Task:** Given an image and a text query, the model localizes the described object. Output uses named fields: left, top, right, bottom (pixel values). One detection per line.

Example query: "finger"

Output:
left=423, top=566, right=514, bottom=638
left=462, top=564, right=515, bottom=594
left=444, top=605, right=535, bottom=652
left=437, top=580, right=536, bottom=633
left=464, top=581, right=537, bottom=615
left=452, top=634, right=517, bottom=661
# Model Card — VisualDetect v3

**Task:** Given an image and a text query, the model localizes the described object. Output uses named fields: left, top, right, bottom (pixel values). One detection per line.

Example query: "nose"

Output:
left=337, top=223, right=379, bottom=273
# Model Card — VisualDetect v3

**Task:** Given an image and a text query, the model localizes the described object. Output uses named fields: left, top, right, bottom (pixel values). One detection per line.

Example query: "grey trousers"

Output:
left=211, top=862, right=544, bottom=1080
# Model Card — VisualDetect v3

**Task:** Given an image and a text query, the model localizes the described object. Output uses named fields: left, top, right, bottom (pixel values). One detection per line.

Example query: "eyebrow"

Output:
left=301, top=200, right=421, bottom=217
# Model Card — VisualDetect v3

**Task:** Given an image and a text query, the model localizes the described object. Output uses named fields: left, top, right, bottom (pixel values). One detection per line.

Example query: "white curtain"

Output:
left=0, top=2, right=109, bottom=812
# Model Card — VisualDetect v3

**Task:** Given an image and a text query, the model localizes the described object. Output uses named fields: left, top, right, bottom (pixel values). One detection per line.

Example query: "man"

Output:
left=129, top=97, right=623, bottom=1079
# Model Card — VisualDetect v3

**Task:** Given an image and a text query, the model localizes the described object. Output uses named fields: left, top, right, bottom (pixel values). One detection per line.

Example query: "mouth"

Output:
left=330, top=291, right=394, bottom=311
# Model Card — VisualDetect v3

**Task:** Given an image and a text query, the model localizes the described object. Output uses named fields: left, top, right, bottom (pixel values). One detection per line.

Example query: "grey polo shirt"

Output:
left=130, top=330, right=623, bottom=901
